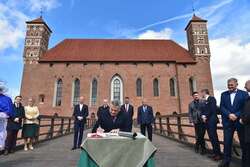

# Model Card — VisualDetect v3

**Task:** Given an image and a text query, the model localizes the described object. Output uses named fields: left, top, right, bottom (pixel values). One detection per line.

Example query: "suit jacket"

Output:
left=97, top=105, right=110, bottom=118
left=92, top=110, right=128, bottom=133
left=242, top=96, right=250, bottom=143
left=137, top=105, right=154, bottom=125
left=188, top=100, right=204, bottom=124
left=121, top=104, right=134, bottom=124
left=202, top=96, right=219, bottom=124
left=73, top=104, right=89, bottom=124
left=7, top=103, right=25, bottom=130
left=220, top=89, right=249, bottom=128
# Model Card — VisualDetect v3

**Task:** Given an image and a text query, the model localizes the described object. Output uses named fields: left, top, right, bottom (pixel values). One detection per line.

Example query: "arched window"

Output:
left=54, top=79, right=63, bottom=106
left=136, top=78, right=142, bottom=97
left=153, top=78, right=159, bottom=97
left=91, top=78, right=98, bottom=105
left=111, top=75, right=123, bottom=104
left=189, top=77, right=197, bottom=95
left=170, top=78, right=177, bottom=96
left=72, top=78, right=80, bottom=106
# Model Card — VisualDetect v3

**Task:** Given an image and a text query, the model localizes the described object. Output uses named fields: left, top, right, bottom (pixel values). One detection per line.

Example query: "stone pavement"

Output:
left=0, top=131, right=241, bottom=167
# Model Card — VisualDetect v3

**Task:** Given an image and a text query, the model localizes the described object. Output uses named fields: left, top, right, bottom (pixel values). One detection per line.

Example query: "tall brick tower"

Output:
left=185, top=14, right=210, bottom=61
left=23, top=16, right=52, bottom=64
left=185, top=14, right=213, bottom=94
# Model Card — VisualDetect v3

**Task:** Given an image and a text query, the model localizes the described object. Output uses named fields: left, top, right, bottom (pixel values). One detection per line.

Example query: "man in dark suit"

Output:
left=4, top=96, right=25, bottom=155
left=218, top=78, right=249, bottom=167
left=188, top=92, right=206, bottom=154
left=92, top=100, right=128, bottom=133
left=200, top=89, right=222, bottom=160
left=121, top=97, right=134, bottom=132
left=72, top=96, right=89, bottom=150
left=137, top=99, right=154, bottom=141
left=92, top=99, right=110, bottom=133
left=240, top=80, right=250, bottom=167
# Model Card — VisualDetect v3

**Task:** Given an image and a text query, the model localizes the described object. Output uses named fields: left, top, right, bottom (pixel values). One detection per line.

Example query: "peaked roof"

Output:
left=39, top=39, right=195, bottom=63
left=185, top=14, right=207, bottom=30
left=26, top=17, right=52, bottom=33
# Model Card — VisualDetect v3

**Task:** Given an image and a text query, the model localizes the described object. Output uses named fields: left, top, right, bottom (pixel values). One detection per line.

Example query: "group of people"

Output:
left=0, top=82, right=40, bottom=155
left=72, top=96, right=155, bottom=150
left=189, top=78, right=250, bottom=167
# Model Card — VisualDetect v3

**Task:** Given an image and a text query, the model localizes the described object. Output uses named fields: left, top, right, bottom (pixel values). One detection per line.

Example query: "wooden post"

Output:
left=50, top=117, right=55, bottom=139
left=177, top=115, right=182, bottom=140
left=159, top=117, right=163, bottom=134
left=166, top=117, right=171, bottom=136
left=60, top=118, right=64, bottom=135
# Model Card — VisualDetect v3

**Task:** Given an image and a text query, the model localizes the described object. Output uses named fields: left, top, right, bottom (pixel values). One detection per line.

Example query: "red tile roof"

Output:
left=39, top=39, right=195, bottom=63
left=185, top=14, right=207, bottom=30
left=26, top=17, right=52, bottom=33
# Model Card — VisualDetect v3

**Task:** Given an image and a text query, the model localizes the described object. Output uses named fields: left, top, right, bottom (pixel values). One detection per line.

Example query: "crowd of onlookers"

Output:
left=0, top=81, right=40, bottom=155
left=189, top=78, right=250, bottom=167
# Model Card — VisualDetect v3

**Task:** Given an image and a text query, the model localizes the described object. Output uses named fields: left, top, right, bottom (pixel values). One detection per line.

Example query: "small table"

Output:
left=78, top=133, right=157, bottom=167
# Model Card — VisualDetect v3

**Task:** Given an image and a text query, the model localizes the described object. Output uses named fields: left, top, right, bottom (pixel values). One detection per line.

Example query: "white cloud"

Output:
left=0, top=0, right=61, bottom=62
left=27, top=0, right=61, bottom=12
left=137, top=28, right=173, bottom=40
left=210, top=37, right=250, bottom=100
left=136, top=0, right=234, bottom=32
left=0, top=3, right=28, bottom=51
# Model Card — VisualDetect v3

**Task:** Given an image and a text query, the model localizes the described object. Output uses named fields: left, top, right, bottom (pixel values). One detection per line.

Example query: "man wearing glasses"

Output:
left=92, top=100, right=128, bottom=133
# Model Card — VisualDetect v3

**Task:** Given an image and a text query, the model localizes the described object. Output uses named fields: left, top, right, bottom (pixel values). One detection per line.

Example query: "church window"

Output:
left=189, top=77, right=197, bottom=95
left=153, top=78, right=159, bottom=97
left=54, top=79, right=63, bottom=106
left=111, top=75, right=123, bottom=104
left=72, top=78, right=80, bottom=106
left=170, top=78, right=177, bottom=96
left=91, top=78, right=98, bottom=105
left=136, top=78, right=142, bottom=97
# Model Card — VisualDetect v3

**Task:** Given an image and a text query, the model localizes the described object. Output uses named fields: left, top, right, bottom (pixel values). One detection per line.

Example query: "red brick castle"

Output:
left=20, top=15, right=213, bottom=116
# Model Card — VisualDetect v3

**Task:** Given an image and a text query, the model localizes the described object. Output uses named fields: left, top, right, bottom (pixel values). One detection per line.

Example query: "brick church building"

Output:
left=20, top=14, right=213, bottom=117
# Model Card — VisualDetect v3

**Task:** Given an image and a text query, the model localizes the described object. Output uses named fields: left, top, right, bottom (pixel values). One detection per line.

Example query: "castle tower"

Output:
left=23, top=16, right=52, bottom=64
left=185, top=14, right=210, bottom=61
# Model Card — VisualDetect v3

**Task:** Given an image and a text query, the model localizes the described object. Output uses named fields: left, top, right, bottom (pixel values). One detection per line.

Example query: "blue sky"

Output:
left=0, top=0, right=250, bottom=100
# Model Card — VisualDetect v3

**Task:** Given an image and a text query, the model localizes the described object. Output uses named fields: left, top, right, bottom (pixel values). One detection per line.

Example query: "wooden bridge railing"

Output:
left=153, top=113, right=241, bottom=159
left=15, top=115, right=96, bottom=148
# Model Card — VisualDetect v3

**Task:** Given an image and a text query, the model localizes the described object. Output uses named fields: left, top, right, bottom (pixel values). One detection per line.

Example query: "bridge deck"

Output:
left=0, top=131, right=240, bottom=167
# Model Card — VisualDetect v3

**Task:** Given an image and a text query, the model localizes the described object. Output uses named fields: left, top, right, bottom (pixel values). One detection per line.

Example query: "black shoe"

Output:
left=218, top=161, right=229, bottom=167
left=71, top=147, right=77, bottom=150
left=3, top=150, right=8, bottom=156
left=200, top=148, right=206, bottom=155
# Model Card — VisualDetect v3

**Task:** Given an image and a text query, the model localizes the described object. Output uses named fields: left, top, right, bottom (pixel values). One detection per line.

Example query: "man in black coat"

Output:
left=188, top=92, right=206, bottom=154
left=121, top=97, right=134, bottom=132
left=240, top=80, right=250, bottom=167
left=4, top=96, right=25, bottom=155
left=137, top=99, right=154, bottom=141
left=200, top=89, right=222, bottom=160
left=92, top=99, right=110, bottom=133
left=92, top=100, right=128, bottom=133
left=72, top=96, right=88, bottom=150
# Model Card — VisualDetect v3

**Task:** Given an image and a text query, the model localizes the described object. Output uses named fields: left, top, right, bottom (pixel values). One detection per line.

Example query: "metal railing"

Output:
left=153, top=113, right=241, bottom=158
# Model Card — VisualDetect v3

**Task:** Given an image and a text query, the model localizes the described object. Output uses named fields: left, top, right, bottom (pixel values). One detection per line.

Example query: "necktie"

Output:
left=126, top=104, right=128, bottom=112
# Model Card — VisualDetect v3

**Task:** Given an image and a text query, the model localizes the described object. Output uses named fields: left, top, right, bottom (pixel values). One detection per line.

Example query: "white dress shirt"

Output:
left=79, top=104, right=83, bottom=111
left=230, top=89, right=237, bottom=106
left=125, top=104, right=129, bottom=112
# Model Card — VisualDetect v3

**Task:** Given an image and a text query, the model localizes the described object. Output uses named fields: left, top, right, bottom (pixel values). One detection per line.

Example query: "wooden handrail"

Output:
left=153, top=113, right=241, bottom=159
left=15, top=115, right=96, bottom=148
